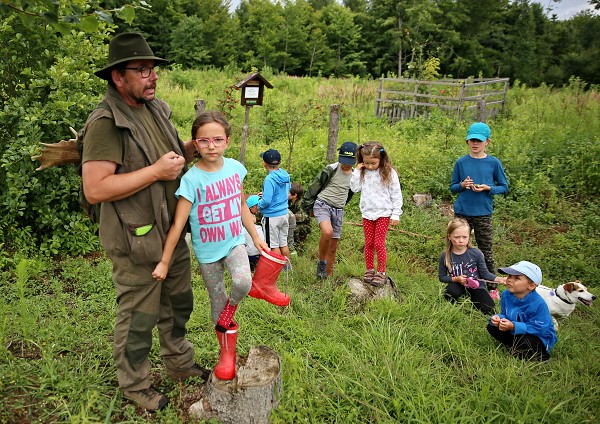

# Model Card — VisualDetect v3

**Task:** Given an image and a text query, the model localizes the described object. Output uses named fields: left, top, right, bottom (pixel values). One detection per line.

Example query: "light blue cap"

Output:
left=466, top=122, right=491, bottom=142
left=498, top=261, right=542, bottom=285
left=246, top=195, right=260, bottom=208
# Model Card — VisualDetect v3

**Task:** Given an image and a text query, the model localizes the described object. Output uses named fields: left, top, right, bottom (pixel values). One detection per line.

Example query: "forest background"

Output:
left=0, top=0, right=599, bottom=422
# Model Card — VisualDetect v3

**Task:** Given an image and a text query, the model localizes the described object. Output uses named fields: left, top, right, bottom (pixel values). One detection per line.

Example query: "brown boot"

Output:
left=166, top=363, right=211, bottom=381
left=123, top=387, right=168, bottom=411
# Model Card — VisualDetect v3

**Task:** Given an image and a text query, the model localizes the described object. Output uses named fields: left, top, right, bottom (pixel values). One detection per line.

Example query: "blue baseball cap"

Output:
left=246, top=195, right=260, bottom=208
left=260, top=149, right=281, bottom=165
left=498, top=261, right=542, bottom=285
left=338, top=142, right=357, bottom=165
left=466, top=122, right=491, bottom=142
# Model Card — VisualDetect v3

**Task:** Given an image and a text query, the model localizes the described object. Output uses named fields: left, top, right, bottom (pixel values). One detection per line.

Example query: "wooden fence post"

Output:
left=195, top=99, right=206, bottom=116
left=476, top=100, right=487, bottom=122
left=240, top=105, right=251, bottom=165
left=327, top=104, right=340, bottom=162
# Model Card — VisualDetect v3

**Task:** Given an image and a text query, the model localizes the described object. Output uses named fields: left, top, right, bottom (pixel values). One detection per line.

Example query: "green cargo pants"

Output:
left=112, top=238, right=195, bottom=391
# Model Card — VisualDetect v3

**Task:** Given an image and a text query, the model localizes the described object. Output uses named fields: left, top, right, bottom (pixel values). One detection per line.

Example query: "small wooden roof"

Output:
left=235, top=72, right=273, bottom=89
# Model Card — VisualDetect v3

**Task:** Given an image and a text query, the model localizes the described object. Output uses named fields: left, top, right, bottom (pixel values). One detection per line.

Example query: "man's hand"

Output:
left=154, top=152, right=185, bottom=181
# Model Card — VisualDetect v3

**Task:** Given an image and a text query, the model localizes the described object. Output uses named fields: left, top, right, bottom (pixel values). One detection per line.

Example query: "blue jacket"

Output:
left=492, top=289, right=557, bottom=352
left=450, top=154, right=508, bottom=216
left=259, top=168, right=291, bottom=217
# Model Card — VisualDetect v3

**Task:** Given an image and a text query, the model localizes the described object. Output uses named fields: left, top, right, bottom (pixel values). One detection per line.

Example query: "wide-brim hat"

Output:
left=95, top=32, right=168, bottom=81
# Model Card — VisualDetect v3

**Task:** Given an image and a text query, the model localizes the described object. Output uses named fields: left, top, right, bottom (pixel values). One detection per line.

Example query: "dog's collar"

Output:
left=553, top=289, right=573, bottom=305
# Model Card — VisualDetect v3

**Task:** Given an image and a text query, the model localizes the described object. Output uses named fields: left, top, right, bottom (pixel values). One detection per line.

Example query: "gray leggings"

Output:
left=199, top=244, right=252, bottom=325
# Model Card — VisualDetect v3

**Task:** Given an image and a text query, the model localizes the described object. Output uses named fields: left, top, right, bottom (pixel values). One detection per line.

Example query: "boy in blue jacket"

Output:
left=488, top=261, right=557, bottom=361
left=258, top=149, right=291, bottom=260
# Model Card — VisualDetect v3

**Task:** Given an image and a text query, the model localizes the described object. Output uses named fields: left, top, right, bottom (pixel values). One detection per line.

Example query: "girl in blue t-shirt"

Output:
left=153, top=111, right=268, bottom=381
left=438, top=218, right=504, bottom=315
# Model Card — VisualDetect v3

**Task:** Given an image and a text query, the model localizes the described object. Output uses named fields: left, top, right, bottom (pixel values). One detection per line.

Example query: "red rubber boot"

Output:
left=215, top=298, right=238, bottom=333
left=214, top=322, right=238, bottom=381
left=248, top=250, right=290, bottom=306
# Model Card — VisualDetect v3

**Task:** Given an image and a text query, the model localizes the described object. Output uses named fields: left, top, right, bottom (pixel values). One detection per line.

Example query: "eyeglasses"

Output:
left=122, top=65, right=159, bottom=78
left=193, top=137, right=227, bottom=148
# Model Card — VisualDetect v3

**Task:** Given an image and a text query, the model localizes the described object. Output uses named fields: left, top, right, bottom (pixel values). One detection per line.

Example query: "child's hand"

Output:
left=390, top=218, right=399, bottom=226
left=454, top=275, right=467, bottom=285
left=495, top=276, right=507, bottom=285
left=254, top=238, right=270, bottom=254
left=490, top=315, right=501, bottom=327
left=356, top=163, right=365, bottom=170
left=472, top=183, right=491, bottom=192
left=498, top=318, right=515, bottom=331
left=462, top=176, right=474, bottom=190
left=152, top=262, right=168, bottom=282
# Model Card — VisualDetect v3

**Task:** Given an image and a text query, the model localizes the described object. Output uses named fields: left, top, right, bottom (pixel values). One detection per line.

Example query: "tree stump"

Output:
left=348, top=276, right=396, bottom=301
left=189, top=345, right=282, bottom=423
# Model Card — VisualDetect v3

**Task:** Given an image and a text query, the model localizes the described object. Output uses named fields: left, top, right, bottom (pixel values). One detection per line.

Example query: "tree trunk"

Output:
left=189, top=345, right=282, bottom=424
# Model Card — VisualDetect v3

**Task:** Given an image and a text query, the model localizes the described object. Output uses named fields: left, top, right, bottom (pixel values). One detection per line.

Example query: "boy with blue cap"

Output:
left=302, top=142, right=358, bottom=278
left=450, top=122, right=508, bottom=298
left=488, top=261, right=557, bottom=361
left=258, top=149, right=291, bottom=260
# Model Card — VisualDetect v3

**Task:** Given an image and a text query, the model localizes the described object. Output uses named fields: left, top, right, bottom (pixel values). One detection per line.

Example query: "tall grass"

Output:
left=0, top=72, right=598, bottom=422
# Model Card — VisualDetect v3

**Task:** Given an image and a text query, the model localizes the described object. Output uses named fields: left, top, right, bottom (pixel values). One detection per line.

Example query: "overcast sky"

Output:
left=228, top=0, right=596, bottom=20
left=532, top=0, right=595, bottom=19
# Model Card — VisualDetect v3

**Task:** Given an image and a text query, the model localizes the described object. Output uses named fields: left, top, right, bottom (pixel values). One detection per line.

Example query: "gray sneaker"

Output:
left=123, top=387, right=168, bottom=411
left=166, top=362, right=211, bottom=381
left=316, top=260, right=327, bottom=279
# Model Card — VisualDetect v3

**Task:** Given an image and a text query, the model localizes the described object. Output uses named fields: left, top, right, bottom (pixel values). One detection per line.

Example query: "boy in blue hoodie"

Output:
left=488, top=261, right=557, bottom=362
left=258, top=149, right=291, bottom=260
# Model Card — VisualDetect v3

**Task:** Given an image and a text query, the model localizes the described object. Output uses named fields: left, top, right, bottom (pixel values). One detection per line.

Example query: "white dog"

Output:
left=536, top=280, right=596, bottom=330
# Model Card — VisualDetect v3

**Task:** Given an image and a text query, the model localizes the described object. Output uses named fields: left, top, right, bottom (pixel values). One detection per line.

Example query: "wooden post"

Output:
left=476, top=100, right=487, bottom=122
left=327, top=104, right=340, bottom=163
left=375, top=79, right=383, bottom=117
left=410, top=82, right=418, bottom=118
left=195, top=99, right=206, bottom=116
left=240, top=105, right=251, bottom=165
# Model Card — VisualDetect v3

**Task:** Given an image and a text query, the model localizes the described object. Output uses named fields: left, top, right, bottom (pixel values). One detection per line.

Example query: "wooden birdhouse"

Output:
left=235, top=72, right=273, bottom=106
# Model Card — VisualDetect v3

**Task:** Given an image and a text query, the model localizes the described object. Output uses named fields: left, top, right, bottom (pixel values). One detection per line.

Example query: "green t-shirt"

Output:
left=82, top=105, right=180, bottom=217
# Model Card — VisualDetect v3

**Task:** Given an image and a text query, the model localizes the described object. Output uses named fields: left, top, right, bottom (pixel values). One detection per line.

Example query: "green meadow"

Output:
left=0, top=70, right=598, bottom=422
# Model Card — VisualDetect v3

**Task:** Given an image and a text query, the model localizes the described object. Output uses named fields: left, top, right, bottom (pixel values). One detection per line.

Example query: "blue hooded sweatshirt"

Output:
left=258, top=168, right=291, bottom=217
left=491, top=289, right=557, bottom=353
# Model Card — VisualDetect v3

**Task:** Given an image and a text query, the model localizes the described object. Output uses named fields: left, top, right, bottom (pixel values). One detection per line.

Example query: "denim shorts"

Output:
left=313, top=199, right=344, bottom=239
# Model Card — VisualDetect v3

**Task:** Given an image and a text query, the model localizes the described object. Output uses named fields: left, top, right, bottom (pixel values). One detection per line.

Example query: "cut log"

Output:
left=31, top=127, right=80, bottom=170
left=189, top=345, right=282, bottom=423
left=348, top=276, right=396, bottom=301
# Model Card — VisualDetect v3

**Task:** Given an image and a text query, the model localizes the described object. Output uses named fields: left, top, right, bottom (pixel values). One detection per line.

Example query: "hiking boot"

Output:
left=316, top=260, right=327, bottom=279
left=166, top=362, right=211, bottom=381
left=123, top=387, right=168, bottom=412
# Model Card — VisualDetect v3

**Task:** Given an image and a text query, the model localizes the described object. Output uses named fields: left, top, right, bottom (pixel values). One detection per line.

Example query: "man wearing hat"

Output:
left=302, top=142, right=357, bottom=278
left=81, top=33, right=206, bottom=411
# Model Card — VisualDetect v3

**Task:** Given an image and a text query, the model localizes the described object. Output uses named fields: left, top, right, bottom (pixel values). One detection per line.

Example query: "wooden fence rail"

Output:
left=375, top=77, right=509, bottom=123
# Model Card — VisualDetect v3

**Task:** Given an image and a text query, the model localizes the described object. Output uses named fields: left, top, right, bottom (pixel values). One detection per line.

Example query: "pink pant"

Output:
left=363, top=217, right=390, bottom=272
